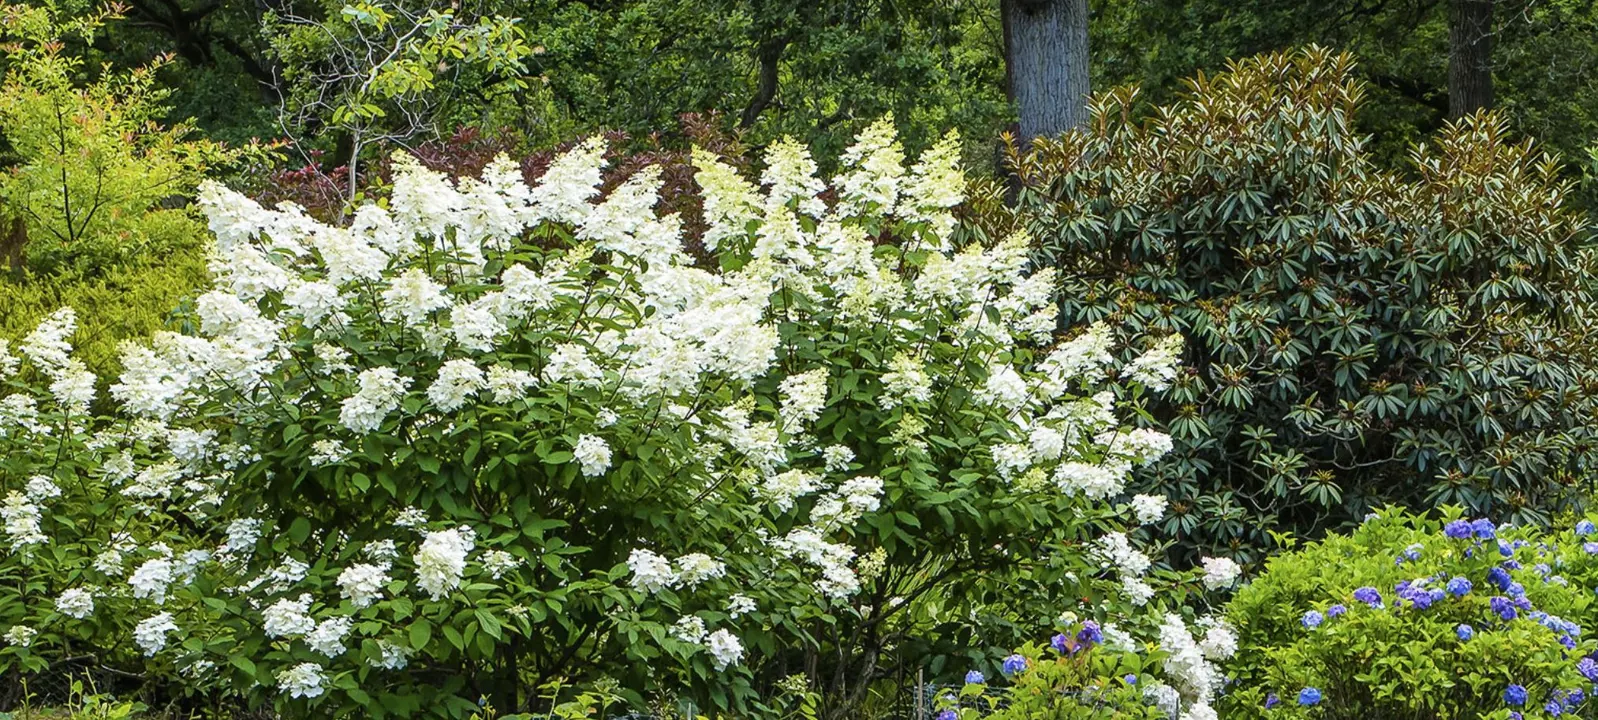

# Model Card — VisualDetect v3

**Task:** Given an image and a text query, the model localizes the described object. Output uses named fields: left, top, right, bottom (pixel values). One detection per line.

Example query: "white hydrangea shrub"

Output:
left=0, top=119, right=1228, bottom=718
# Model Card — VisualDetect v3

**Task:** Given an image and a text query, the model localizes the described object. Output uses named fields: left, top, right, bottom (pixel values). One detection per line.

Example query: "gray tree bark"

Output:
left=1002, top=0, right=1091, bottom=140
left=1448, top=0, right=1494, bottom=118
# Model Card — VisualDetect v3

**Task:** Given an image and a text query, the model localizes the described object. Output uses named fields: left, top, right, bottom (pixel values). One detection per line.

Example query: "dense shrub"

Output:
left=0, top=121, right=1227, bottom=718
left=972, top=48, right=1598, bottom=563
left=1222, top=510, right=1598, bottom=720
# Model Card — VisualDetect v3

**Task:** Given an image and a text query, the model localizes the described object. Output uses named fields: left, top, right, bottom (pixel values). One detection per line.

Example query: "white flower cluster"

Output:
left=0, top=117, right=1205, bottom=700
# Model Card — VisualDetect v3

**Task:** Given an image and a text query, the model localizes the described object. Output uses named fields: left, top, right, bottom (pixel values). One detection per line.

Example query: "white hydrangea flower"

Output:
left=415, top=526, right=475, bottom=600
left=262, top=594, right=315, bottom=638
left=339, top=367, right=411, bottom=433
left=1131, top=494, right=1167, bottom=525
left=276, top=662, right=328, bottom=698
left=1, top=492, right=45, bottom=550
left=306, top=617, right=353, bottom=658
left=728, top=594, right=756, bottom=618
left=627, top=549, right=678, bottom=593
left=129, top=558, right=174, bottom=604
left=572, top=434, right=612, bottom=477
left=671, top=615, right=707, bottom=645
left=56, top=588, right=95, bottom=619
left=337, top=562, right=391, bottom=609
left=382, top=269, right=451, bottom=326
left=706, top=628, right=744, bottom=670
left=428, top=359, right=485, bottom=412
left=310, top=439, right=350, bottom=467
left=778, top=369, right=829, bottom=430
left=133, top=612, right=178, bottom=656
left=4, top=625, right=36, bottom=647
left=1200, top=557, right=1241, bottom=590
left=370, top=640, right=411, bottom=670
left=674, top=553, right=726, bottom=588
left=481, top=550, right=520, bottom=579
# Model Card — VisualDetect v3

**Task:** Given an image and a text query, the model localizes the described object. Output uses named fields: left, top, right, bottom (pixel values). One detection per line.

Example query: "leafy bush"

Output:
left=1222, top=510, right=1598, bottom=720
left=0, top=2, right=231, bottom=274
left=0, top=228, right=208, bottom=381
left=936, top=614, right=1230, bottom=720
left=0, top=120, right=1225, bottom=718
left=975, top=48, right=1598, bottom=563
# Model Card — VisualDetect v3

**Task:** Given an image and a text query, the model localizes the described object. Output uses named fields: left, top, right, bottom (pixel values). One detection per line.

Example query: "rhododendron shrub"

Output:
left=0, top=120, right=1216, bottom=718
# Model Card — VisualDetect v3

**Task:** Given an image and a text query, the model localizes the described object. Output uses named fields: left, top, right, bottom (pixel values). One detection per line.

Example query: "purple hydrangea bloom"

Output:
left=1302, top=610, right=1324, bottom=629
left=1579, top=658, right=1598, bottom=682
left=1492, top=596, right=1519, bottom=621
left=1000, top=654, right=1027, bottom=676
left=1445, top=519, right=1473, bottom=539
left=964, top=670, right=985, bottom=685
left=1265, top=694, right=1280, bottom=709
left=1457, top=624, right=1474, bottom=641
left=1504, top=560, right=1523, bottom=570
left=1547, top=700, right=1564, bottom=717
left=1569, top=689, right=1586, bottom=706
left=1353, top=586, right=1383, bottom=608
left=1473, top=519, right=1497, bottom=538
left=1514, top=596, right=1534, bottom=611
left=1446, top=577, right=1472, bottom=596
left=1051, top=633, right=1069, bottom=654
left=1506, top=685, right=1528, bottom=706
left=1489, top=567, right=1513, bottom=590
left=937, top=710, right=958, bottom=720
left=1584, top=542, right=1598, bottom=555
left=1327, top=604, right=1346, bottom=618
left=1077, top=620, right=1102, bottom=647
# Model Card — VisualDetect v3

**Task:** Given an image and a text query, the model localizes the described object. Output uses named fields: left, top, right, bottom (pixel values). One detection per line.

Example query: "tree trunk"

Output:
left=1448, top=0, right=1494, bottom=118
left=1002, top=0, right=1091, bottom=140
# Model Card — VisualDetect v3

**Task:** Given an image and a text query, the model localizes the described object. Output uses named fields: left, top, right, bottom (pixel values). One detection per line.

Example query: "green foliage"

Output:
left=944, top=642, right=1165, bottom=720
left=1221, top=509, right=1598, bottom=720
left=0, top=1, right=230, bottom=274
left=0, top=242, right=206, bottom=380
left=978, top=48, right=1598, bottom=564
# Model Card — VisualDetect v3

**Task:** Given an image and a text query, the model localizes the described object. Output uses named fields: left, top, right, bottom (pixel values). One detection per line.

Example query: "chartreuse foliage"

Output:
left=0, top=1, right=246, bottom=379
left=974, top=47, right=1598, bottom=564
left=0, top=120, right=1226, bottom=719
left=1223, top=510, right=1598, bottom=720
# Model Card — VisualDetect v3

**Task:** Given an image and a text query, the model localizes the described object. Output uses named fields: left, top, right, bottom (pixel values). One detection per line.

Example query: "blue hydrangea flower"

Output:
left=1507, top=582, right=1526, bottom=598
left=1445, top=519, right=1473, bottom=539
left=936, top=710, right=958, bottom=720
left=1000, top=654, right=1027, bottom=676
left=1353, top=586, right=1383, bottom=608
left=1123, top=674, right=1137, bottom=685
left=1298, top=688, right=1322, bottom=706
left=1577, top=520, right=1596, bottom=536
left=1506, top=684, right=1528, bottom=707
left=1302, top=610, right=1324, bottom=629
left=1579, top=658, right=1598, bottom=682
left=1504, top=560, right=1523, bottom=570
left=1546, top=700, right=1564, bottom=717
left=1473, top=519, right=1497, bottom=538
left=1264, top=694, right=1280, bottom=709
left=1456, top=624, right=1474, bottom=641
left=1402, top=544, right=1422, bottom=561
left=1585, top=542, right=1598, bottom=555
left=1568, top=688, right=1585, bottom=706
left=1514, top=596, right=1534, bottom=611
left=1491, top=596, right=1519, bottom=621
left=964, top=670, right=985, bottom=685
left=1446, top=577, right=1472, bottom=596
left=1327, top=604, right=1346, bottom=618
left=1499, top=541, right=1516, bottom=558
left=1077, top=620, right=1102, bottom=647
left=1051, top=633, right=1069, bottom=654
left=1489, top=567, right=1513, bottom=590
